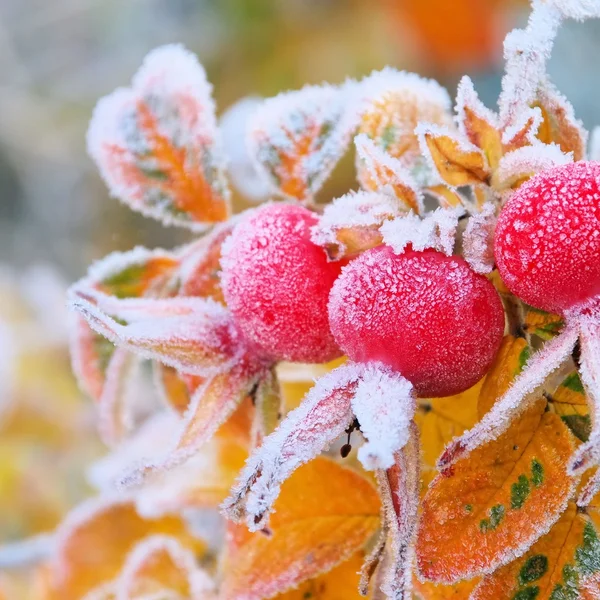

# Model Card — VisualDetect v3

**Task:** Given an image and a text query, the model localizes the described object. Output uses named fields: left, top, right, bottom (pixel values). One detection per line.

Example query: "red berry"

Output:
left=221, top=204, right=343, bottom=363
left=328, top=246, right=505, bottom=397
left=495, top=161, right=600, bottom=315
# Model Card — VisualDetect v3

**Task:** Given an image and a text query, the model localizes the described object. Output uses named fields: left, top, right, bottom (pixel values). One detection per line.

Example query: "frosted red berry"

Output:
left=221, top=203, right=343, bottom=363
left=328, top=246, right=505, bottom=397
left=495, top=161, right=600, bottom=315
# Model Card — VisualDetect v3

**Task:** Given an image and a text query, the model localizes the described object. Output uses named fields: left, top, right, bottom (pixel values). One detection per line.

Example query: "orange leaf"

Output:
left=413, top=577, right=479, bottom=599
left=274, top=552, right=366, bottom=600
left=46, top=498, right=203, bottom=600
left=472, top=501, right=600, bottom=599
left=417, top=399, right=576, bottom=583
left=419, top=126, right=490, bottom=186
left=221, top=457, right=380, bottom=600
left=88, top=45, right=230, bottom=229
left=534, top=82, right=587, bottom=161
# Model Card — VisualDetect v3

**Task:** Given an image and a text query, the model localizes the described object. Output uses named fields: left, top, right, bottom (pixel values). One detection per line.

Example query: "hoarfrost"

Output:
left=462, top=203, right=497, bottom=274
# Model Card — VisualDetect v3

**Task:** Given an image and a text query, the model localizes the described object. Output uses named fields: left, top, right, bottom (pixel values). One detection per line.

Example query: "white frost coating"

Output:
left=455, top=76, right=499, bottom=135
left=222, top=362, right=364, bottom=530
left=438, top=327, right=579, bottom=470
left=87, top=44, right=229, bottom=231
left=546, top=0, right=600, bottom=20
left=380, top=207, right=459, bottom=256
left=68, top=292, right=242, bottom=377
left=117, top=535, right=215, bottom=600
left=589, top=126, right=600, bottom=161
left=247, top=80, right=360, bottom=201
left=463, top=203, right=497, bottom=274
left=220, top=96, right=271, bottom=202
left=351, top=363, right=415, bottom=470
left=498, top=1, right=566, bottom=127
left=502, top=106, right=544, bottom=148
left=578, top=468, right=600, bottom=507
left=310, top=190, right=400, bottom=250
left=354, top=133, right=424, bottom=213
left=569, top=318, right=600, bottom=475
left=495, top=143, right=573, bottom=190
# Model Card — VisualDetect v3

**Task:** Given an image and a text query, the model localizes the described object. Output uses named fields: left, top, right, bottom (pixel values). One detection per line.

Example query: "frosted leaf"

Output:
left=310, top=190, right=401, bottom=260
left=120, top=359, right=263, bottom=488
left=69, top=291, right=243, bottom=377
left=578, top=469, right=600, bottom=508
left=354, top=134, right=424, bottom=213
left=462, top=203, right=497, bottom=274
left=569, top=319, right=600, bottom=474
left=456, top=76, right=500, bottom=138
left=375, top=424, right=420, bottom=600
left=252, top=367, right=284, bottom=444
left=97, top=348, right=145, bottom=447
left=535, top=79, right=588, bottom=160
left=501, top=106, right=544, bottom=150
left=222, top=362, right=363, bottom=530
left=87, top=44, right=230, bottom=230
left=439, top=327, right=579, bottom=470
left=248, top=81, right=359, bottom=202
left=117, top=535, right=215, bottom=600
left=380, top=207, right=460, bottom=256
left=220, top=97, right=271, bottom=202
left=494, top=143, right=573, bottom=191
left=546, top=0, right=600, bottom=20
left=416, top=123, right=490, bottom=187
left=498, top=2, right=562, bottom=127
left=589, top=126, right=600, bottom=161
left=351, top=363, right=415, bottom=471
left=357, top=67, right=452, bottom=180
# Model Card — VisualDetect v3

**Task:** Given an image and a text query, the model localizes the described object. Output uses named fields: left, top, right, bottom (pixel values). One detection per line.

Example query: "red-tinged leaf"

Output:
left=472, top=501, right=600, bottom=600
left=221, top=457, right=380, bottom=600
left=501, top=106, right=543, bottom=154
left=121, top=359, right=262, bottom=488
left=46, top=497, right=203, bottom=600
left=87, top=45, right=230, bottom=229
left=534, top=80, right=588, bottom=161
left=223, top=363, right=362, bottom=530
left=417, top=399, right=576, bottom=583
left=116, top=535, right=215, bottom=599
left=311, top=190, right=400, bottom=260
left=354, top=134, right=424, bottom=214
left=70, top=248, right=179, bottom=401
left=69, top=292, right=243, bottom=377
left=248, top=83, right=357, bottom=202
left=417, top=124, right=490, bottom=187
left=178, top=219, right=238, bottom=302
left=455, top=76, right=502, bottom=170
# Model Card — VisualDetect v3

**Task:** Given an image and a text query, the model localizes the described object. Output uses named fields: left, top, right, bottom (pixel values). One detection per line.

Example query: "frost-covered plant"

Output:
left=46, top=0, right=600, bottom=598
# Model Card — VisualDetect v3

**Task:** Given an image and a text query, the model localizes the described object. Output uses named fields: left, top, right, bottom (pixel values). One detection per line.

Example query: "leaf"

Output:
left=501, top=107, right=543, bottom=154
left=354, top=134, right=424, bottom=214
left=472, top=501, right=600, bottom=599
left=154, top=363, right=196, bottom=414
left=46, top=497, right=203, bottom=600
left=70, top=248, right=179, bottom=401
left=456, top=76, right=503, bottom=170
left=550, top=370, right=590, bottom=443
left=274, top=552, right=365, bottom=600
left=417, top=125, right=490, bottom=187
left=412, top=577, right=479, bottom=599
left=417, top=399, right=576, bottom=583
left=69, top=292, right=243, bottom=377
left=221, top=457, right=380, bottom=600
left=523, top=306, right=564, bottom=341
left=426, top=185, right=467, bottom=209
left=462, top=203, right=496, bottom=274
left=248, top=82, right=357, bottom=202
left=116, top=535, right=214, bottom=599
left=87, top=44, right=230, bottom=229
left=534, top=80, right=587, bottom=161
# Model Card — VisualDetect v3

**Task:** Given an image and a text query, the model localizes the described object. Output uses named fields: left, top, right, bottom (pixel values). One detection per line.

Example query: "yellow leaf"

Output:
left=550, top=370, right=591, bottom=443
left=45, top=498, right=203, bottom=600
left=417, top=399, right=576, bottom=583
left=472, top=501, right=600, bottom=599
left=221, top=457, right=380, bottom=600
left=523, top=306, right=564, bottom=341
left=274, top=552, right=365, bottom=600
left=426, top=185, right=466, bottom=209
left=422, top=131, right=490, bottom=186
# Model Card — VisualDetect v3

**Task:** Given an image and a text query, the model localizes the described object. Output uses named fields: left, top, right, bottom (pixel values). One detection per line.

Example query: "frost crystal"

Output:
left=380, top=208, right=459, bottom=256
left=462, top=203, right=497, bottom=274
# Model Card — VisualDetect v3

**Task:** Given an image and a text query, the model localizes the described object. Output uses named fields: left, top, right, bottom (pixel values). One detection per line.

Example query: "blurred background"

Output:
left=0, top=0, right=600, bottom=550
